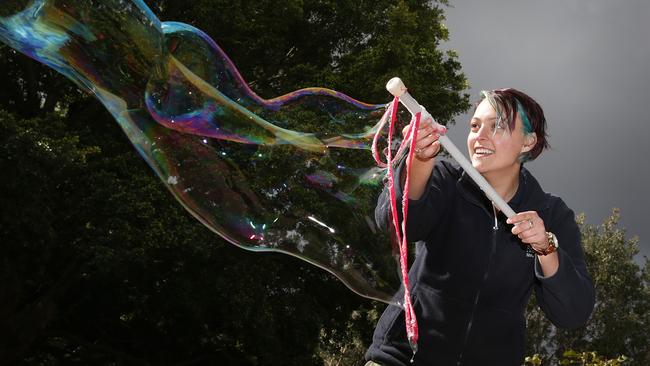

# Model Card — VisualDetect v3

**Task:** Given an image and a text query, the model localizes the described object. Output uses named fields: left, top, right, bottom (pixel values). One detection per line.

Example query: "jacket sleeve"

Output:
left=375, top=160, right=455, bottom=242
left=533, top=198, right=595, bottom=329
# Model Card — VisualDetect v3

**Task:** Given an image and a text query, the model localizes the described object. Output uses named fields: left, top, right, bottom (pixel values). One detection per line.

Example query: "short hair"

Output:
left=478, top=88, right=549, bottom=162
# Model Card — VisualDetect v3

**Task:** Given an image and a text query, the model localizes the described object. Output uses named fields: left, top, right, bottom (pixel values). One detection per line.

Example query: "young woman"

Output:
left=365, top=89, right=595, bottom=365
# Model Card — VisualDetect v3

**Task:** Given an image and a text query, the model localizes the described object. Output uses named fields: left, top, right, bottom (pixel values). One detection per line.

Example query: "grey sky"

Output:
left=440, top=0, right=650, bottom=261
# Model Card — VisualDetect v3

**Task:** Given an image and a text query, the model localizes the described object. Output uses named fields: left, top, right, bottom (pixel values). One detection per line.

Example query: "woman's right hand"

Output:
left=402, top=117, right=446, bottom=162
left=401, top=117, right=446, bottom=200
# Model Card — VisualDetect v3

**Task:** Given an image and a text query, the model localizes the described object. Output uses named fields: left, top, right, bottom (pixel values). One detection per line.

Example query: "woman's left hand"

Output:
left=507, top=211, right=550, bottom=253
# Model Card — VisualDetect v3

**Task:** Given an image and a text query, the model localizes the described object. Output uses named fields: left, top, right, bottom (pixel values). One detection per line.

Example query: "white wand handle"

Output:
left=386, top=77, right=516, bottom=218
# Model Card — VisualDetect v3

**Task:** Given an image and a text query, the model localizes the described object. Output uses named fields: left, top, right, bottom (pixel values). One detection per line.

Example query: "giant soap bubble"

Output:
left=0, top=0, right=407, bottom=303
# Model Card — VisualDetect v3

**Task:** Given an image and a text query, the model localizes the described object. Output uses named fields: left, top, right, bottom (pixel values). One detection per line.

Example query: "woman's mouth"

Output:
left=473, top=147, right=495, bottom=158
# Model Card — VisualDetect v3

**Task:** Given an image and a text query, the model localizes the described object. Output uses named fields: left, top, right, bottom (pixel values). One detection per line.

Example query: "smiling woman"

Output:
left=365, top=89, right=595, bottom=365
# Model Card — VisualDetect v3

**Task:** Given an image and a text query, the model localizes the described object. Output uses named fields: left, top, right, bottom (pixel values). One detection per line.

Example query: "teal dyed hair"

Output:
left=515, top=99, right=533, bottom=134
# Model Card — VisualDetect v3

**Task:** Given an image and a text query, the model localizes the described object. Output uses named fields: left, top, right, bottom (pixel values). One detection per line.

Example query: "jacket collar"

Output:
left=456, top=165, right=550, bottom=216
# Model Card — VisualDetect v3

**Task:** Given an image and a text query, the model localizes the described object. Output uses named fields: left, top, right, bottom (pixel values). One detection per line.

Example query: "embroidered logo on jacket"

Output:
left=525, top=246, right=535, bottom=258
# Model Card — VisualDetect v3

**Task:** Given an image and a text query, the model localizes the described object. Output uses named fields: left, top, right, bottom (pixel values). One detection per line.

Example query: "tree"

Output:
left=525, top=210, right=650, bottom=366
left=525, top=350, right=629, bottom=366
left=1, top=0, right=469, bottom=364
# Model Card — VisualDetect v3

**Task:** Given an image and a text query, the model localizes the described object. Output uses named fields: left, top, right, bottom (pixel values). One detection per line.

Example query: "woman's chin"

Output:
left=471, top=160, right=487, bottom=172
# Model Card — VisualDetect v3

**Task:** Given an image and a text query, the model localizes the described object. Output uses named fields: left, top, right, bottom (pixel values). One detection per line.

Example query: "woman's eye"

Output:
left=490, top=120, right=505, bottom=132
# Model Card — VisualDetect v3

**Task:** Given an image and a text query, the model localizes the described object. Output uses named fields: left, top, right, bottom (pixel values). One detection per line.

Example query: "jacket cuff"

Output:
left=534, top=247, right=566, bottom=283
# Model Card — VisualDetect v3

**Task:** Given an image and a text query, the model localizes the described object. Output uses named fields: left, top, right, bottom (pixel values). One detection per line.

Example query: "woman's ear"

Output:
left=521, top=133, right=537, bottom=153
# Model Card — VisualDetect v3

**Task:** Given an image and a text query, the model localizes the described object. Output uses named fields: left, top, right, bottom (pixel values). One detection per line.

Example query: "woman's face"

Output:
left=467, top=99, right=528, bottom=175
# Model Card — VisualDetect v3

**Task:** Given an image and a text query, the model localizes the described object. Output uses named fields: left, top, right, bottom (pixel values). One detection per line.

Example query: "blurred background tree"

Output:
left=1, top=0, right=468, bottom=365
left=525, top=210, right=650, bottom=366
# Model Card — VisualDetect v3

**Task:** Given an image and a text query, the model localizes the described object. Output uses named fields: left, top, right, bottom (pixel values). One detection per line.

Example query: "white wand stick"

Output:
left=386, top=77, right=516, bottom=218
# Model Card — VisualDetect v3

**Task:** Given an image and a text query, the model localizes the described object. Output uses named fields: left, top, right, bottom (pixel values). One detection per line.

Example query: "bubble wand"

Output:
left=385, top=77, right=517, bottom=218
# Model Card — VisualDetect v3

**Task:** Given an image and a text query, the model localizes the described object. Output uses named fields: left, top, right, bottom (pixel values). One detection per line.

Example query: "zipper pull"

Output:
left=491, top=202, right=499, bottom=230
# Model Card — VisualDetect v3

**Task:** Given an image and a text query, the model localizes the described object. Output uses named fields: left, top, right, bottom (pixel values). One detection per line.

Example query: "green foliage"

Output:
left=559, top=350, right=629, bottom=366
left=1, top=0, right=469, bottom=365
left=525, top=210, right=650, bottom=366
left=1, top=103, right=334, bottom=365
left=317, top=305, right=381, bottom=366
left=0, top=45, right=83, bottom=118
left=150, top=0, right=468, bottom=122
left=525, top=350, right=629, bottom=366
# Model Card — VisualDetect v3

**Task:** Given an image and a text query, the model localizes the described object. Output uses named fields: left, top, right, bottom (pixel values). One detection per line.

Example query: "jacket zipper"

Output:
left=456, top=203, right=500, bottom=365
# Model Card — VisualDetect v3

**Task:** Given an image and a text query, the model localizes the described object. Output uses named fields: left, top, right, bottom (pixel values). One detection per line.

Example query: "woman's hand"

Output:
left=507, top=211, right=559, bottom=277
left=507, top=211, right=550, bottom=253
left=400, top=117, right=446, bottom=200
left=402, top=117, right=446, bottom=162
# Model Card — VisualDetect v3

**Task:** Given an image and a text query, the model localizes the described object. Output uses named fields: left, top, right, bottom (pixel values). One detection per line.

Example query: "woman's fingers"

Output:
left=507, top=212, right=548, bottom=246
left=418, top=131, right=440, bottom=145
left=401, top=117, right=446, bottom=161
left=402, top=124, right=411, bottom=138
left=423, top=141, right=441, bottom=156
left=402, top=117, right=445, bottom=138
left=518, top=229, right=541, bottom=242
left=509, top=213, right=539, bottom=236
left=413, top=141, right=441, bottom=160
left=403, top=128, right=438, bottom=151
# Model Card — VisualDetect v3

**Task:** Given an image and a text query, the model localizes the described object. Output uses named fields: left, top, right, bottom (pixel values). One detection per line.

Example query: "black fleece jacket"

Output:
left=366, top=160, right=595, bottom=366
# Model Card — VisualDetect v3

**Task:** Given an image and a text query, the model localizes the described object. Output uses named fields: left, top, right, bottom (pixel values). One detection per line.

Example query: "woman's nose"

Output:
left=476, top=124, right=491, bottom=139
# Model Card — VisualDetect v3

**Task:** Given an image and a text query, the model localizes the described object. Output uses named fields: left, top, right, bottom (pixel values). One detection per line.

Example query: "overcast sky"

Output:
left=439, top=0, right=650, bottom=262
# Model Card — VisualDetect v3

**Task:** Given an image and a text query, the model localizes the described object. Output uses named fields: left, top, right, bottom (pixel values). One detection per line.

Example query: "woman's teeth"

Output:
left=475, top=148, right=494, bottom=155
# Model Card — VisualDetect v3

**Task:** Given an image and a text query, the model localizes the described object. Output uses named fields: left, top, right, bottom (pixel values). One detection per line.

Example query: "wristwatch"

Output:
left=535, top=232, right=559, bottom=256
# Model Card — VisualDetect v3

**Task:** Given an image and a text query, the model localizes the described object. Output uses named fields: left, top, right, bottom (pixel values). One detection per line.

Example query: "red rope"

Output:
left=372, top=96, right=420, bottom=355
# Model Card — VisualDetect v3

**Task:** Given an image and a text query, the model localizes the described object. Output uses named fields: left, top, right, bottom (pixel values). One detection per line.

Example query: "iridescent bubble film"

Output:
left=0, top=0, right=404, bottom=303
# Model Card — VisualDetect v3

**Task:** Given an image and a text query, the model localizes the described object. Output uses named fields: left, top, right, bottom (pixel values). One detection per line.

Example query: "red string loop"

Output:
left=372, top=96, right=420, bottom=354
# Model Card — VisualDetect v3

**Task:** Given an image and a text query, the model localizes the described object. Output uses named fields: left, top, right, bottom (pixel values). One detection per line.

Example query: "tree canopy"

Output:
left=1, top=1, right=468, bottom=365
left=525, top=210, right=650, bottom=366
